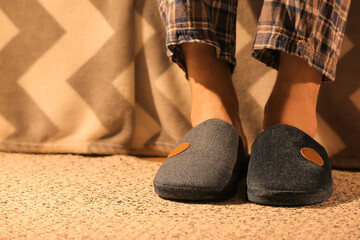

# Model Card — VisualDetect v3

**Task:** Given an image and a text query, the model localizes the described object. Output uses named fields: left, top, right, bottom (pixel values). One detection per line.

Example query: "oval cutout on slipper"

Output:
left=301, top=147, right=324, bottom=166
left=168, top=142, right=190, bottom=158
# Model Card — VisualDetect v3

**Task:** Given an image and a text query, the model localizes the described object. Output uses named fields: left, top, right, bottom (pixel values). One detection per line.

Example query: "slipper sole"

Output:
left=154, top=182, right=238, bottom=201
left=247, top=185, right=333, bottom=206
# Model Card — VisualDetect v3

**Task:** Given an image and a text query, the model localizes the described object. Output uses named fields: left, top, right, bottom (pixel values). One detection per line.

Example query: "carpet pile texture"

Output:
left=0, top=152, right=359, bottom=239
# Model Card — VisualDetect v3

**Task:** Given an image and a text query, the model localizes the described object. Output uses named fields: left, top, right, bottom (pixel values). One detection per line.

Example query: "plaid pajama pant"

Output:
left=158, top=0, right=351, bottom=82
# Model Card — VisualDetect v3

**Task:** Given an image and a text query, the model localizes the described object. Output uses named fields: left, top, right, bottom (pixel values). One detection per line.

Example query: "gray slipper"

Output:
left=247, top=124, right=333, bottom=206
left=153, top=118, right=248, bottom=201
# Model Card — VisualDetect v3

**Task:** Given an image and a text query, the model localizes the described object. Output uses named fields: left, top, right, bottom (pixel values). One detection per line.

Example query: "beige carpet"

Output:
left=0, top=152, right=359, bottom=239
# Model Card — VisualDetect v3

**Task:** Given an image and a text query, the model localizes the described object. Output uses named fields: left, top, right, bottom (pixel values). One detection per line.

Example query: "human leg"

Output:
left=253, top=0, right=351, bottom=135
left=181, top=43, right=247, bottom=152
left=157, top=0, right=247, bottom=151
left=247, top=0, right=352, bottom=206
left=263, top=53, right=321, bottom=137
left=153, top=0, right=248, bottom=201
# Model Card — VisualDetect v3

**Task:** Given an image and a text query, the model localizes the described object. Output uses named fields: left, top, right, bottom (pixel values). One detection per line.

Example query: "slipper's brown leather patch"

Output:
left=167, top=142, right=190, bottom=158
left=301, top=147, right=324, bottom=166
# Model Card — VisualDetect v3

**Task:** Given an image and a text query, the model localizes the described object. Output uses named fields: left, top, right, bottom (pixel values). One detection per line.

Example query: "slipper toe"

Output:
left=247, top=124, right=333, bottom=206
left=153, top=118, right=247, bottom=201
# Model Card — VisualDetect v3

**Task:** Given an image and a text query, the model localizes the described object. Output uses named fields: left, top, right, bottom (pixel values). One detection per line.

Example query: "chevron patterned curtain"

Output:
left=0, top=0, right=359, bottom=169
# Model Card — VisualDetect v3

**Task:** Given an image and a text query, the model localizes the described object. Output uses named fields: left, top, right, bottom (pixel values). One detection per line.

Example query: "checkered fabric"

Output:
left=253, top=0, right=351, bottom=82
left=157, top=0, right=238, bottom=75
left=158, top=0, right=351, bottom=81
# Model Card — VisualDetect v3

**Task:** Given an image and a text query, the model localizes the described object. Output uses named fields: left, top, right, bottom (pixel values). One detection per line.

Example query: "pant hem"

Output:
left=252, top=32, right=337, bottom=82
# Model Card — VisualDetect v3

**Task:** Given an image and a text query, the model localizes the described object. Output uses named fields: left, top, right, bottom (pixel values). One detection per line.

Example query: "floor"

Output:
left=0, top=152, right=359, bottom=239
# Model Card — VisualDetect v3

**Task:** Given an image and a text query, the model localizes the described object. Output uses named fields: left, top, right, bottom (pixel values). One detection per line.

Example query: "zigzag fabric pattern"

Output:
left=0, top=0, right=358, bottom=169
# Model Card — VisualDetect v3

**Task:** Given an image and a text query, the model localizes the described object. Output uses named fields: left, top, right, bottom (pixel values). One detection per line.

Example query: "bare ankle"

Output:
left=181, top=43, right=248, bottom=153
left=263, top=53, right=321, bottom=138
left=190, top=90, right=248, bottom=153
left=263, top=100, right=318, bottom=137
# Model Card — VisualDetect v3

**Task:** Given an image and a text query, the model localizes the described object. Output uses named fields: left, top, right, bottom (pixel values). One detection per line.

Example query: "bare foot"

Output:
left=181, top=43, right=248, bottom=154
left=263, top=53, right=322, bottom=138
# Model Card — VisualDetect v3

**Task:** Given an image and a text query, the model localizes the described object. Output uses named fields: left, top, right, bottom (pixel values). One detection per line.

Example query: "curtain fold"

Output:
left=0, top=0, right=358, bottom=169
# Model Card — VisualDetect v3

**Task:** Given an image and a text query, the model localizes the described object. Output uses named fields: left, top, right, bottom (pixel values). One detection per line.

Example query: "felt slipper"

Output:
left=153, top=118, right=248, bottom=201
left=247, top=124, right=333, bottom=206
